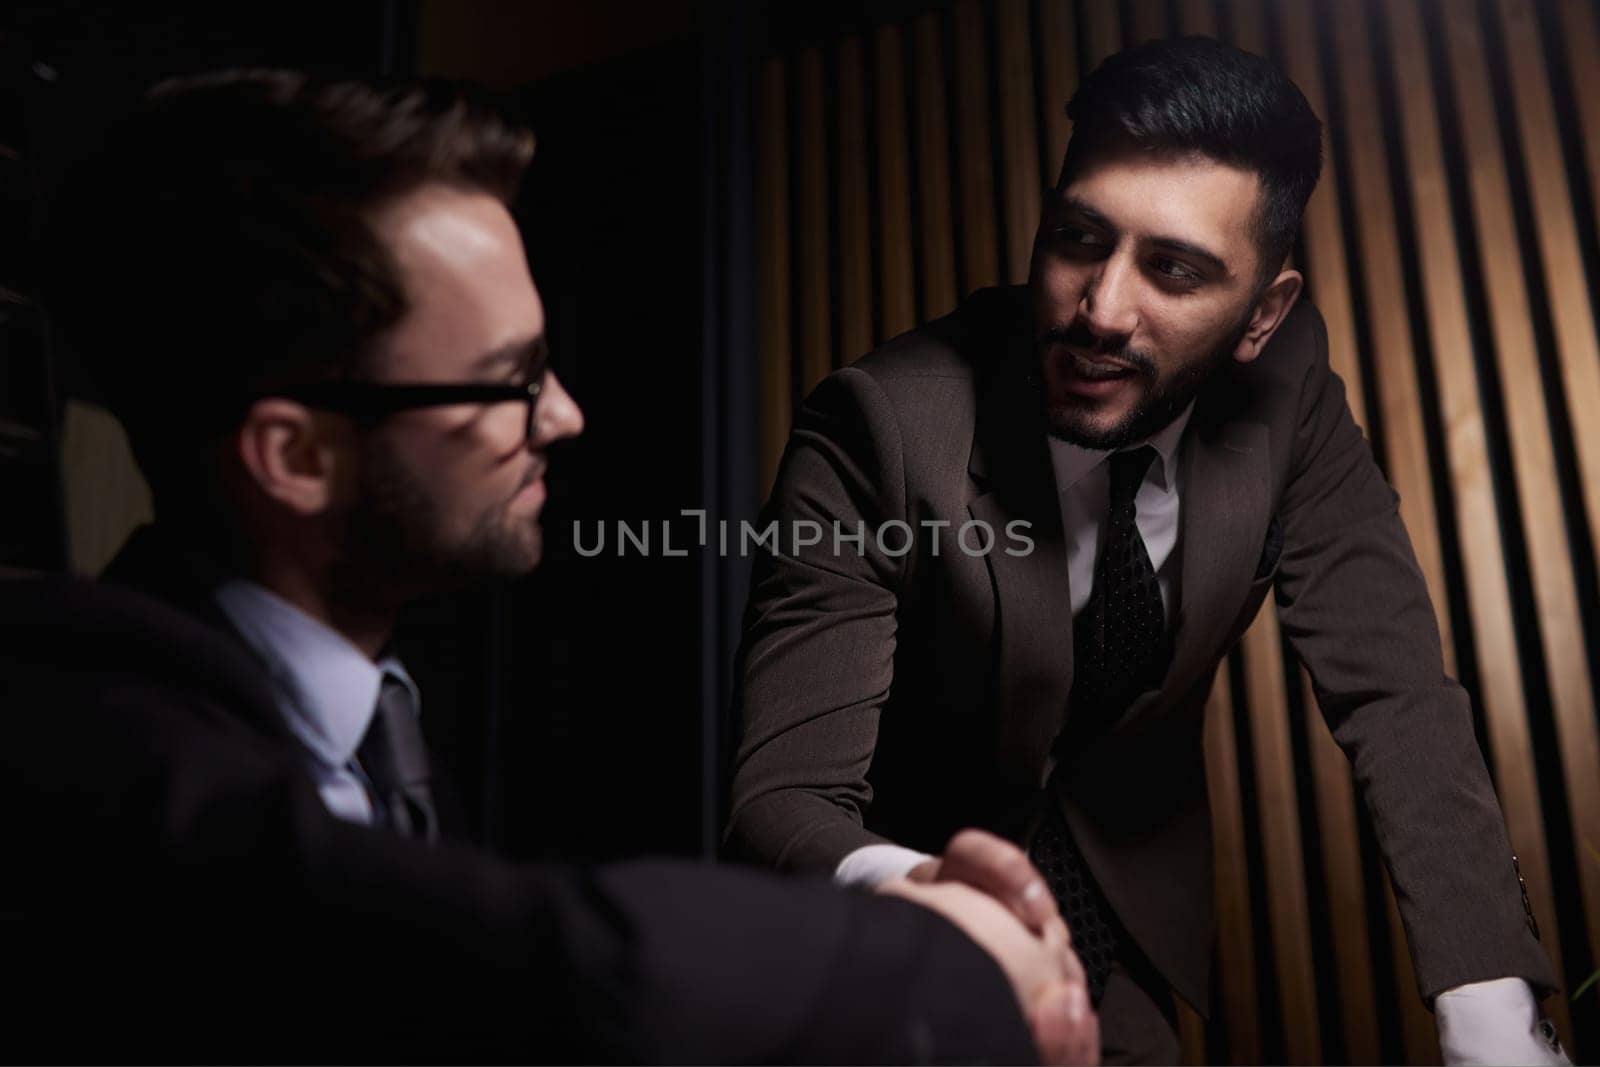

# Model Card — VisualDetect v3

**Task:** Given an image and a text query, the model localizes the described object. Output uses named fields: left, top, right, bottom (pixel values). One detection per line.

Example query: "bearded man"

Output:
left=728, top=35, right=1564, bottom=1066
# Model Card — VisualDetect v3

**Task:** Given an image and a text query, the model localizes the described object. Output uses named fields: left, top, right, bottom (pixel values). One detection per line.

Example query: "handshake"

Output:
left=877, top=829, right=1101, bottom=1065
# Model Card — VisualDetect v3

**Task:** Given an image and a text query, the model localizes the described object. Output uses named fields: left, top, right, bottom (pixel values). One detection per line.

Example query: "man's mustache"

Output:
left=1036, top=321, right=1157, bottom=377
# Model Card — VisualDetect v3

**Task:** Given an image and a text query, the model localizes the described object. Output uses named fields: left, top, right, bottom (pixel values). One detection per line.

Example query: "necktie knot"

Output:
left=1108, top=446, right=1157, bottom=504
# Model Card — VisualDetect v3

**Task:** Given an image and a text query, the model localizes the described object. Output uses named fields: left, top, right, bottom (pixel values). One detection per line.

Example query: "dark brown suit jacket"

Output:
left=727, top=285, right=1556, bottom=1014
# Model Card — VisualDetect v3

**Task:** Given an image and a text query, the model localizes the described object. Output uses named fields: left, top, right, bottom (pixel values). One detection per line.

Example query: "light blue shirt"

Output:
left=213, top=579, right=421, bottom=826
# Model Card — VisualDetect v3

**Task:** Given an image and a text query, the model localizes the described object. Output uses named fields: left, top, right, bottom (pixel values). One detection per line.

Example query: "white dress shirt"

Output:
left=830, top=408, right=1560, bottom=1063
left=213, top=578, right=420, bottom=826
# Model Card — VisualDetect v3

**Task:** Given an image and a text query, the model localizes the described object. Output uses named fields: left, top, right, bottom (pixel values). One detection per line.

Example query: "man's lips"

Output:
left=1045, top=342, right=1139, bottom=398
left=511, top=461, right=548, bottom=508
left=1067, top=352, right=1135, bottom=379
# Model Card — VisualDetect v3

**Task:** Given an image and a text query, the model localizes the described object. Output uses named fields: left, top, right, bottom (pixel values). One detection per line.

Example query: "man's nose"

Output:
left=1078, top=253, right=1139, bottom=345
left=532, top=371, right=584, bottom=447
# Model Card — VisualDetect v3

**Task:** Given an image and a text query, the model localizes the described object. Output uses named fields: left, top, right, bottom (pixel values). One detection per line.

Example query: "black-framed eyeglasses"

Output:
left=268, top=362, right=549, bottom=445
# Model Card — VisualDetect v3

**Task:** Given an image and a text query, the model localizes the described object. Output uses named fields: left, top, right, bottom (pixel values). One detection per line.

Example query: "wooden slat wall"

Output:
left=951, top=0, right=1001, bottom=295
left=1490, top=0, right=1600, bottom=997
left=755, top=60, right=791, bottom=491
left=834, top=36, right=875, bottom=365
left=791, top=47, right=832, bottom=397
left=874, top=25, right=918, bottom=341
left=910, top=12, right=960, bottom=320
left=994, top=0, right=1041, bottom=285
left=753, top=1, right=1600, bottom=1061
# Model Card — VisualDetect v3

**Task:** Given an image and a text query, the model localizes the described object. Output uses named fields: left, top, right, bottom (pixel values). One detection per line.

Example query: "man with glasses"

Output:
left=0, top=71, right=1096, bottom=1062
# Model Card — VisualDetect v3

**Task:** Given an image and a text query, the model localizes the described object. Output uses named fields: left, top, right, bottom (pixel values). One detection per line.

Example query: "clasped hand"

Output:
left=877, top=829, right=1100, bottom=1065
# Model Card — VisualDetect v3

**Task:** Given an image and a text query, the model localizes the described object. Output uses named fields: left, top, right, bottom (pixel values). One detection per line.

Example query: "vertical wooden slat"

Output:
left=1036, top=0, right=1079, bottom=186
left=1203, top=670, right=1263, bottom=1064
left=1176, top=0, right=1220, bottom=37
left=1128, top=0, right=1169, bottom=43
left=794, top=47, right=832, bottom=393
left=1301, top=672, right=1381, bottom=1066
left=756, top=58, right=792, bottom=494
left=995, top=0, right=1043, bottom=284
left=1400, top=1, right=1599, bottom=1044
left=1082, top=0, right=1124, bottom=69
left=1438, top=1, right=1583, bottom=1043
left=1382, top=866, right=1441, bottom=1065
left=950, top=0, right=1001, bottom=294
left=1271, top=0, right=1366, bottom=426
left=1558, top=0, right=1600, bottom=239
left=911, top=12, right=960, bottom=318
left=1327, top=0, right=1455, bottom=660
left=1177, top=1000, right=1206, bottom=1066
left=1494, top=0, right=1600, bottom=592
left=1240, top=604, right=1321, bottom=1064
left=834, top=36, right=873, bottom=364
left=873, top=24, right=917, bottom=341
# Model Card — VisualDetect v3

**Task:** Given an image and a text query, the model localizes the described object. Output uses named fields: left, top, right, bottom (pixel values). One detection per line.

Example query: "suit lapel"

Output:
left=969, top=330, right=1077, bottom=789
left=1155, top=410, right=1272, bottom=715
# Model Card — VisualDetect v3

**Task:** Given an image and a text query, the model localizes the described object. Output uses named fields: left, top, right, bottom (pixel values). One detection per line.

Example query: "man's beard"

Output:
left=1036, top=312, right=1252, bottom=450
left=335, top=437, right=543, bottom=604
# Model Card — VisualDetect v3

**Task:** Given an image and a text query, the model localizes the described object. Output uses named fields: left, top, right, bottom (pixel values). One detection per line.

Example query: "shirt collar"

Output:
left=1047, top=401, right=1195, bottom=494
left=212, top=579, right=419, bottom=770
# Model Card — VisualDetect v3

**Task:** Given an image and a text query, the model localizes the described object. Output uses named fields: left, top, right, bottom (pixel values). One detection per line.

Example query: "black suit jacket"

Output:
left=0, top=530, right=1034, bottom=1063
left=727, top=286, right=1556, bottom=1013
left=97, top=525, right=488, bottom=841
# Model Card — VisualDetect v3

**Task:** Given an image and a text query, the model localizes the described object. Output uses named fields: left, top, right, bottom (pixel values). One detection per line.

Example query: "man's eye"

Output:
left=1049, top=225, right=1109, bottom=252
left=1151, top=258, right=1201, bottom=284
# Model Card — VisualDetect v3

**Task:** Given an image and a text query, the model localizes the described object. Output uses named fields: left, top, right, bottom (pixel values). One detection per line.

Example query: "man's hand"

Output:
left=878, top=877, right=1098, bottom=1065
left=909, top=828, right=1063, bottom=939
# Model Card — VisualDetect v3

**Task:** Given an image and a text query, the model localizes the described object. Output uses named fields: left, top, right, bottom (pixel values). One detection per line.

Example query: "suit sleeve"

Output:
left=1270, top=313, right=1558, bottom=1001
left=725, top=366, right=914, bottom=873
left=1, top=622, right=1032, bottom=1064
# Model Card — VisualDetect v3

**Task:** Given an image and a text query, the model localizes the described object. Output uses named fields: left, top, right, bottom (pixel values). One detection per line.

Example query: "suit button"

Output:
left=1513, top=855, right=1540, bottom=941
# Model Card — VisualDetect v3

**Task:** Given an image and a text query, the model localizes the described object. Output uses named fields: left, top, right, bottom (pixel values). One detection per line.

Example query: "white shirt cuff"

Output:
left=1435, top=977, right=1568, bottom=1065
left=834, top=844, right=935, bottom=889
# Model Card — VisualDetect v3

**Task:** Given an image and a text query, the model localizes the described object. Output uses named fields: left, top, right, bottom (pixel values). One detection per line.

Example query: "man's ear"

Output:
left=1231, top=268, right=1304, bottom=365
left=234, top=399, right=343, bottom=516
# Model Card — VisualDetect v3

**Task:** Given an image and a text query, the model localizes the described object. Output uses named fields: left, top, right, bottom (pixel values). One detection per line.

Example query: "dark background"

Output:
left=0, top=0, right=754, bottom=863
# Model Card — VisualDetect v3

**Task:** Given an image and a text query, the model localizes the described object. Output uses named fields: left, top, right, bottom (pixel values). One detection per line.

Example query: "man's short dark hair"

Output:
left=1060, top=36, right=1323, bottom=284
left=48, top=70, right=536, bottom=515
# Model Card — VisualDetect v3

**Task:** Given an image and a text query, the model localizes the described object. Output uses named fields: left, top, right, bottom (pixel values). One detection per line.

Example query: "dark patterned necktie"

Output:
left=1070, top=445, right=1173, bottom=729
left=357, top=673, right=440, bottom=842
left=1030, top=445, right=1173, bottom=1004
